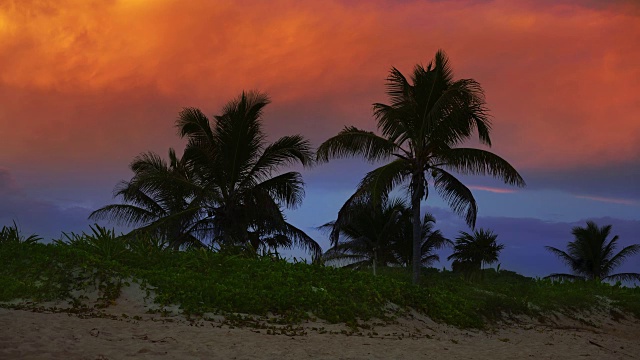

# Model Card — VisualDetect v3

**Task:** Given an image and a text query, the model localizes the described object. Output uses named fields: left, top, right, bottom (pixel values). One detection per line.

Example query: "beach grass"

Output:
left=1, top=236, right=639, bottom=329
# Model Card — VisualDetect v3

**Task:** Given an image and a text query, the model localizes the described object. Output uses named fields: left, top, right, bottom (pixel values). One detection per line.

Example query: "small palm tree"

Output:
left=321, top=197, right=405, bottom=275
left=448, top=228, right=504, bottom=281
left=317, top=50, right=525, bottom=283
left=545, top=221, right=640, bottom=282
left=321, top=197, right=450, bottom=275
left=56, top=224, right=129, bottom=261
left=176, top=91, right=322, bottom=259
left=0, top=221, right=41, bottom=245
left=392, top=212, right=452, bottom=269
left=90, top=148, right=205, bottom=249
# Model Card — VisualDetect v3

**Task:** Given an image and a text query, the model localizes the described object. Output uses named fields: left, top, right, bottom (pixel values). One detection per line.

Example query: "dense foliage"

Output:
left=90, top=92, right=321, bottom=258
left=2, top=228, right=638, bottom=329
left=321, top=197, right=451, bottom=275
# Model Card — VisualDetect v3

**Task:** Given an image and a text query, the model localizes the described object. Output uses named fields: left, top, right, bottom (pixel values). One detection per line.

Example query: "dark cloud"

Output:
left=0, top=167, right=103, bottom=240
left=522, top=162, right=640, bottom=200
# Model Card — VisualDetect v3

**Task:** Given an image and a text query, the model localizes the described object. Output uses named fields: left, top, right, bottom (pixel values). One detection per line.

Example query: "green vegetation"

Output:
left=0, top=222, right=41, bottom=245
left=316, top=49, right=525, bottom=284
left=2, top=52, right=638, bottom=334
left=2, top=227, right=639, bottom=330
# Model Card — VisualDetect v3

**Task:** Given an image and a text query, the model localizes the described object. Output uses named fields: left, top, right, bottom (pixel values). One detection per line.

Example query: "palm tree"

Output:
left=545, top=221, right=640, bottom=282
left=448, top=228, right=504, bottom=280
left=321, top=197, right=407, bottom=275
left=322, top=197, right=450, bottom=275
left=90, top=148, right=206, bottom=249
left=176, top=91, right=322, bottom=259
left=393, top=212, right=451, bottom=269
left=317, top=50, right=525, bottom=283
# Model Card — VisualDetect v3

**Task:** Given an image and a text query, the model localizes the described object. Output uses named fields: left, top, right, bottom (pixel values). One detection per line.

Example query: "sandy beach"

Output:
left=2, top=284, right=639, bottom=360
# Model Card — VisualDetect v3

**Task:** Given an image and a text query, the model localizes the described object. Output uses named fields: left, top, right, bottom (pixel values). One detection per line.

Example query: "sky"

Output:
left=1, top=0, right=639, bottom=279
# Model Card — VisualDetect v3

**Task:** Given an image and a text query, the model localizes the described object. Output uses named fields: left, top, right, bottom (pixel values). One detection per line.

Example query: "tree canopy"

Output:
left=91, top=91, right=321, bottom=258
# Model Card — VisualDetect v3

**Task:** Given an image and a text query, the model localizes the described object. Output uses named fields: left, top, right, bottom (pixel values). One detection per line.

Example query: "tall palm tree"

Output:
left=90, top=148, right=206, bottom=249
left=322, top=197, right=450, bottom=275
left=545, top=221, right=640, bottom=282
left=176, top=91, right=322, bottom=259
left=317, top=50, right=525, bottom=283
left=448, top=228, right=504, bottom=280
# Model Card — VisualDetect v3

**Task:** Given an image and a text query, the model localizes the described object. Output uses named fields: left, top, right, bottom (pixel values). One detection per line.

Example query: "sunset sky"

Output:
left=1, top=0, right=638, bottom=278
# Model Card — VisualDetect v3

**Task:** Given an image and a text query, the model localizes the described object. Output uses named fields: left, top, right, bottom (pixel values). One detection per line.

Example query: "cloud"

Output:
left=0, top=167, right=22, bottom=196
left=522, top=162, right=640, bottom=201
left=1, top=0, right=639, bottom=263
left=467, top=185, right=517, bottom=194
left=1, top=0, right=639, bottom=172
left=0, top=167, right=98, bottom=240
left=574, top=195, right=637, bottom=206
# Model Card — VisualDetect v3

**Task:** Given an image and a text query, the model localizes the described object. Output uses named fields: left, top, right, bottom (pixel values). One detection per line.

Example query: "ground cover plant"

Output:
left=2, top=227, right=639, bottom=330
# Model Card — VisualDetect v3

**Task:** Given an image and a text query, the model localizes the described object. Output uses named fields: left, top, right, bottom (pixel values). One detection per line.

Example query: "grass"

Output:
left=1, top=225, right=639, bottom=329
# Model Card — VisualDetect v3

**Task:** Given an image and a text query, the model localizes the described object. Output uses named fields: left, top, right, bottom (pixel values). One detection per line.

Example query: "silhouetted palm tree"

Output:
left=322, top=197, right=406, bottom=275
left=448, top=228, right=504, bottom=281
left=90, top=148, right=205, bottom=249
left=322, top=197, right=450, bottom=275
left=317, top=50, right=525, bottom=283
left=545, top=221, right=640, bottom=282
left=393, top=212, right=451, bottom=269
left=176, top=91, right=321, bottom=259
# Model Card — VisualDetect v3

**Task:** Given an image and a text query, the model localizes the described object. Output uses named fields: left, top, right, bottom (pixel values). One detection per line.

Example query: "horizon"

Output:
left=1, top=0, right=639, bottom=280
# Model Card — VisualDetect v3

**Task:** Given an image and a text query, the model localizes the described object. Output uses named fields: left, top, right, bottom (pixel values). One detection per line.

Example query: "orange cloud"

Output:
left=0, top=0, right=639, bottom=173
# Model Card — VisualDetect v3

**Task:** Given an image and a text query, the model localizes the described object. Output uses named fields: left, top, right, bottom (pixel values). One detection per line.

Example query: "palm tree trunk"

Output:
left=411, top=175, right=423, bottom=285
left=373, top=250, right=377, bottom=276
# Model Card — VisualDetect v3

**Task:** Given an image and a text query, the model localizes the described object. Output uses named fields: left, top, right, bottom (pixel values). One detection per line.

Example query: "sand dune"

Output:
left=1, top=283, right=639, bottom=359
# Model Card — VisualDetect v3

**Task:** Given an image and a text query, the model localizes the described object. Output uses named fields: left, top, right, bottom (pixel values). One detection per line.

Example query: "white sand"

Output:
left=1, top=283, right=639, bottom=359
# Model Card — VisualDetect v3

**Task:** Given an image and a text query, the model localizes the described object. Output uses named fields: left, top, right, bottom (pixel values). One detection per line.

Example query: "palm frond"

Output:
left=357, top=159, right=411, bottom=203
left=544, top=273, right=585, bottom=281
left=89, top=204, right=158, bottom=226
left=253, top=171, right=305, bottom=209
left=602, top=272, right=640, bottom=282
left=176, top=107, right=215, bottom=151
left=438, top=148, right=525, bottom=187
left=112, top=182, right=167, bottom=217
left=276, top=222, right=322, bottom=260
left=545, top=246, right=581, bottom=272
left=605, top=244, right=640, bottom=273
left=431, top=168, right=477, bottom=227
left=316, top=127, right=399, bottom=163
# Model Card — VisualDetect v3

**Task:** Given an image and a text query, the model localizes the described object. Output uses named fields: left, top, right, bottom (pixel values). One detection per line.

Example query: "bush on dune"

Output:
left=1, top=227, right=639, bottom=329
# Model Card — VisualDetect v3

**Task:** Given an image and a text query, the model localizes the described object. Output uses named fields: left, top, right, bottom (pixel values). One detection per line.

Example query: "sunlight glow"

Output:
left=468, top=186, right=517, bottom=194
